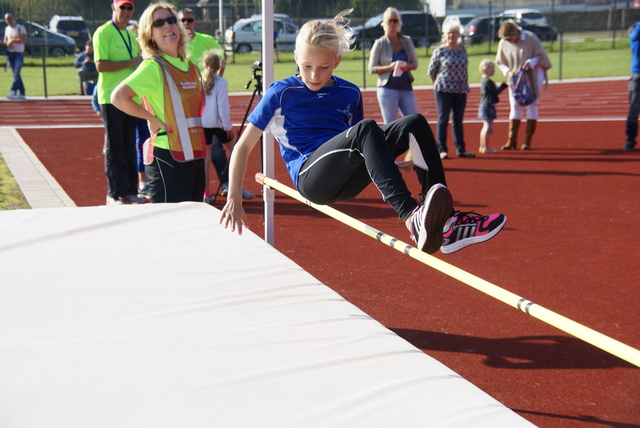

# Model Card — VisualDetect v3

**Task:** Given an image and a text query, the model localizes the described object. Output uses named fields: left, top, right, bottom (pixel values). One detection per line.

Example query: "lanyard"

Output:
left=111, top=20, right=134, bottom=59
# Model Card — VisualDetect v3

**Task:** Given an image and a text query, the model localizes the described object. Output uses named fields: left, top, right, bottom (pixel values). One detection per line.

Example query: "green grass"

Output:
left=1, top=36, right=632, bottom=96
left=0, top=154, right=30, bottom=210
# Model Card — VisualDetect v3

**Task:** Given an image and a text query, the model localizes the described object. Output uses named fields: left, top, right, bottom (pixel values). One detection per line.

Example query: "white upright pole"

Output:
left=262, top=0, right=275, bottom=246
left=218, top=0, right=223, bottom=34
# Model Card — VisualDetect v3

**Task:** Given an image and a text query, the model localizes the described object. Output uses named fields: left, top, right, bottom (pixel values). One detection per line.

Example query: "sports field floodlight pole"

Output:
left=255, top=173, right=640, bottom=368
left=261, top=0, right=275, bottom=246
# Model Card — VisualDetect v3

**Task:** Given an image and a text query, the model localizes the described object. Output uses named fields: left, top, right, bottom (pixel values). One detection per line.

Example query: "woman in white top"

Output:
left=3, top=13, right=27, bottom=99
left=368, top=7, right=418, bottom=124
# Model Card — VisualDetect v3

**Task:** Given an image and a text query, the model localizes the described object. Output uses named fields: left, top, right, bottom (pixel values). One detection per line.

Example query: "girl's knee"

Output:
left=356, top=118, right=378, bottom=130
left=354, top=118, right=384, bottom=139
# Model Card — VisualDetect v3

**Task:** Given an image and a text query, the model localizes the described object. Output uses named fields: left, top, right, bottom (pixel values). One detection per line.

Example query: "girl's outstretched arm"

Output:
left=219, top=123, right=264, bottom=235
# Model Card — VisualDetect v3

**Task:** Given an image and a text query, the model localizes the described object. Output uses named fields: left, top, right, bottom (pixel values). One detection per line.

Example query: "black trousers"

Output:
left=297, top=114, right=446, bottom=222
left=102, top=103, right=139, bottom=199
left=145, top=147, right=206, bottom=203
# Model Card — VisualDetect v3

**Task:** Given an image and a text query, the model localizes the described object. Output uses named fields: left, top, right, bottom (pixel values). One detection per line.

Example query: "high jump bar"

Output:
left=255, top=173, right=640, bottom=368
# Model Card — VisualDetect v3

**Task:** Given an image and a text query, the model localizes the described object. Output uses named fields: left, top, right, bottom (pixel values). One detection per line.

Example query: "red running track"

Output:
left=2, top=78, right=639, bottom=427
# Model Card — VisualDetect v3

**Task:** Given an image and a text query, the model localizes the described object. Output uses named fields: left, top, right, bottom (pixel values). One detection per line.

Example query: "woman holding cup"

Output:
left=368, top=7, right=419, bottom=124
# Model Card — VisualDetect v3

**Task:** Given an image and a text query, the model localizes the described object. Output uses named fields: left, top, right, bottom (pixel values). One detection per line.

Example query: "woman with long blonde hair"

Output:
left=111, top=2, right=207, bottom=203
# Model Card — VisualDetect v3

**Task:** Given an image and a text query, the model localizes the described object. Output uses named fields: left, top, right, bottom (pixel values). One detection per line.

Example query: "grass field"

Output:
left=1, top=36, right=632, bottom=96
left=0, top=154, right=30, bottom=210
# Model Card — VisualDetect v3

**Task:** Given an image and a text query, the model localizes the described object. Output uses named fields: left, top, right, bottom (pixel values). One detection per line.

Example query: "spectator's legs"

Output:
left=434, top=91, right=453, bottom=154
left=7, top=52, right=25, bottom=96
left=397, top=90, right=418, bottom=118
left=626, top=74, right=640, bottom=146
left=103, top=104, right=139, bottom=200
left=450, top=92, right=467, bottom=155
left=210, top=138, right=229, bottom=184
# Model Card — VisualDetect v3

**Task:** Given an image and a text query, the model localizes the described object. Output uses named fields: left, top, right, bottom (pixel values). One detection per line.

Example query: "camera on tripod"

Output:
left=245, top=61, right=263, bottom=89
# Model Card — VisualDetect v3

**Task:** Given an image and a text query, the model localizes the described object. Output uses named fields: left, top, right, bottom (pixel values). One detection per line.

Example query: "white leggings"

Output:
left=508, top=67, right=545, bottom=120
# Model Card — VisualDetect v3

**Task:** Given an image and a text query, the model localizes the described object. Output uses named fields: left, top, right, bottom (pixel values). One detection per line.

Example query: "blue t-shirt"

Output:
left=248, top=75, right=364, bottom=187
left=631, top=22, right=640, bottom=74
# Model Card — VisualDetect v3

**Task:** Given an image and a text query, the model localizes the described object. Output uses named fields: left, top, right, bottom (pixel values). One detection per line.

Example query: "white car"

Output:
left=500, top=9, right=548, bottom=26
left=225, top=16, right=298, bottom=54
left=443, top=14, right=476, bottom=30
left=251, top=13, right=294, bottom=27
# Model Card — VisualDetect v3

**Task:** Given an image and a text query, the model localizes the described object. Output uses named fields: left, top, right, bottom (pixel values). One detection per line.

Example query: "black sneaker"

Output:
left=623, top=141, right=636, bottom=151
left=409, top=184, right=453, bottom=254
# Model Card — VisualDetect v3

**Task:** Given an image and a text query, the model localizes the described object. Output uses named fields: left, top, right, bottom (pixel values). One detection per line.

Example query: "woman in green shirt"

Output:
left=112, top=2, right=207, bottom=203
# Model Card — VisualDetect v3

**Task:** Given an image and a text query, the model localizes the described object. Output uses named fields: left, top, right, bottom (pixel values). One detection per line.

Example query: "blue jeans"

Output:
left=376, top=87, right=418, bottom=124
left=434, top=91, right=467, bottom=154
left=7, top=52, right=25, bottom=95
left=626, top=73, right=640, bottom=143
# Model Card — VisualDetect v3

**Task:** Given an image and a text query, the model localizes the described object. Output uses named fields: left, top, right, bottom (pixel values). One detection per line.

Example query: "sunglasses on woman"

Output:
left=152, top=16, right=178, bottom=28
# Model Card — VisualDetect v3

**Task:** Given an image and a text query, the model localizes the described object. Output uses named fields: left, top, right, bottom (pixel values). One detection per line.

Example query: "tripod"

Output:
left=209, top=66, right=263, bottom=205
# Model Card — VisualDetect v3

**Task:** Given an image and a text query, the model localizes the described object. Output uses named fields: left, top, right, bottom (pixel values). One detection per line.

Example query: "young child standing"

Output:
left=478, top=59, right=508, bottom=154
left=220, top=10, right=506, bottom=255
left=201, top=50, right=254, bottom=203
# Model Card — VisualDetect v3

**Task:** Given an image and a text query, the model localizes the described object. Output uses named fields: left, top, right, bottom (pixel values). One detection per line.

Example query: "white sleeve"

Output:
left=215, top=78, right=233, bottom=131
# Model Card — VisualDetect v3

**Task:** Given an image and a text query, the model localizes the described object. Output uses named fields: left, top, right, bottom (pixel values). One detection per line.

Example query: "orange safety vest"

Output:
left=144, top=57, right=206, bottom=162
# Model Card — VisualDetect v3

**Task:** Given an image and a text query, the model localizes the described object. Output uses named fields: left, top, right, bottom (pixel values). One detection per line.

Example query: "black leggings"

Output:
left=145, top=147, right=206, bottom=203
left=297, top=114, right=446, bottom=222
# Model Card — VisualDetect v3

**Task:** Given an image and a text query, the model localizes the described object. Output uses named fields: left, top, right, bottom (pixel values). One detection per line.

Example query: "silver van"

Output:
left=49, top=15, right=90, bottom=49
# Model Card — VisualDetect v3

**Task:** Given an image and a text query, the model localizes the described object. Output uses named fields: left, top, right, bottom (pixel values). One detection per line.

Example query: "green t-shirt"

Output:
left=123, top=55, right=190, bottom=150
left=187, top=32, right=222, bottom=71
left=93, top=21, right=141, bottom=105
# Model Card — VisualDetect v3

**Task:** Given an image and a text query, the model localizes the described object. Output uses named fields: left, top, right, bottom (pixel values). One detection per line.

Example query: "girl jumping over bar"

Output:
left=220, top=9, right=506, bottom=255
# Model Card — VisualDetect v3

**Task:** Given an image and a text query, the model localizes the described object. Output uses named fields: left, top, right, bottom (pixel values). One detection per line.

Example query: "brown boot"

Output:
left=502, top=119, right=521, bottom=150
left=521, top=119, right=537, bottom=150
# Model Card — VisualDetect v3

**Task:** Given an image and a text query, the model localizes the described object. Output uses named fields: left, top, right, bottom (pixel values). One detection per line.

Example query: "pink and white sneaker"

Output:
left=441, top=211, right=507, bottom=254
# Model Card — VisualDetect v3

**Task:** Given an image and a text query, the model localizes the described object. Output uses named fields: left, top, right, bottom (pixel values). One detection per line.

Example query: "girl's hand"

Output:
left=219, top=195, right=248, bottom=235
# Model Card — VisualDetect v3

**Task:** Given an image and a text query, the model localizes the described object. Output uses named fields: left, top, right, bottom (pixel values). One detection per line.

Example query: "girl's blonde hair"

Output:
left=295, top=9, right=355, bottom=57
left=479, top=59, right=494, bottom=75
left=201, top=49, right=221, bottom=95
left=138, top=2, right=189, bottom=60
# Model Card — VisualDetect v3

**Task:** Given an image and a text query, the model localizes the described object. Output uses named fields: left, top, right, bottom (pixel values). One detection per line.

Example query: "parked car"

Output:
left=251, top=13, right=294, bottom=27
left=463, top=16, right=557, bottom=45
left=500, top=9, right=548, bottom=26
left=442, top=14, right=476, bottom=30
left=0, top=19, right=77, bottom=56
left=350, top=10, right=441, bottom=50
left=225, top=16, right=298, bottom=54
left=49, top=15, right=90, bottom=49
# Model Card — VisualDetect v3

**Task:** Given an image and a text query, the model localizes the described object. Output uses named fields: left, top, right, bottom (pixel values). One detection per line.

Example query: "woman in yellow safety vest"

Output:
left=112, top=1, right=207, bottom=203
